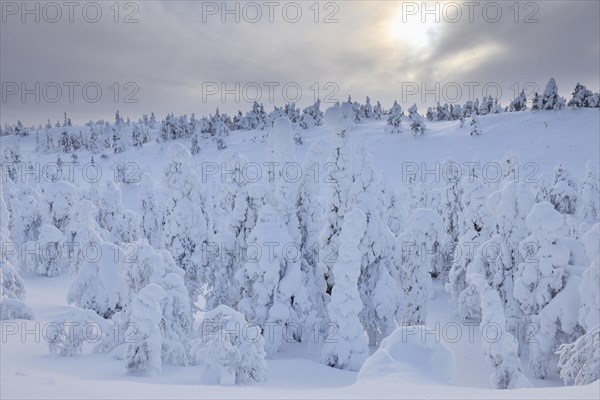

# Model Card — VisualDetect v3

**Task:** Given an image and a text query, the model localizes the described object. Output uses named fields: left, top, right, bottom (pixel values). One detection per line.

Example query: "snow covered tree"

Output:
left=300, top=99, right=324, bottom=129
left=380, top=178, right=404, bottom=236
left=191, top=128, right=202, bottom=155
left=191, top=305, right=268, bottom=384
left=162, top=143, right=208, bottom=301
left=5, top=185, right=43, bottom=245
left=140, top=173, right=162, bottom=249
left=41, top=180, right=77, bottom=232
left=24, top=224, right=64, bottom=277
left=296, top=141, right=326, bottom=269
left=235, top=205, right=298, bottom=357
left=538, top=78, right=566, bottom=110
left=96, top=181, right=140, bottom=244
left=446, top=172, right=493, bottom=313
left=0, top=277, right=34, bottom=320
left=351, top=143, right=398, bottom=345
left=567, top=82, right=600, bottom=108
left=295, top=141, right=328, bottom=327
left=160, top=272, right=193, bottom=366
left=209, top=108, right=230, bottom=149
left=123, top=241, right=182, bottom=303
left=439, top=159, right=463, bottom=277
left=408, top=104, right=426, bottom=135
left=579, top=223, right=599, bottom=331
left=46, top=307, right=112, bottom=356
left=361, top=96, right=375, bottom=119
left=508, top=90, right=528, bottom=112
left=577, top=161, right=600, bottom=229
left=513, top=202, right=584, bottom=378
left=549, top=163, right=578, bottom=216
left=241, top=101, right=268, bottom=130
left=132, top=124, right=149, bottom=148
left=264, top=118, right=307, bottom=331
left=373, top=101, right=384, bottom=119
left=478, top=96, right=494, bottom=115
left=321, top=208, right=369, bottom=371
left=319, top=105, right=354, bottom=294
left=395, top=208, right=443, bottom=325
left=67, top=241, right=126, bottom=318
left=202, top=151, right=251, bottom=310
left=159, top=113, right=176, bottom=142
left=63, top=200, right=108, bottom=274
left=266, top=117, right=300, bottom=234
left=535, top=173, right=553, bottom=203
left=0, top=192, right=33, bottom=320
left=468, top=273, right=532, bottom=389
left=340, top=97, right=360, bottom=126
left=557, top=326, right=599, bottom=385
left=385, top=101, right=403, bottom=134
left=470, top=115, right=481, bottom=136
left=485, top=181, right=534, bottom=329
left=126, top=283, right=166, bottom=375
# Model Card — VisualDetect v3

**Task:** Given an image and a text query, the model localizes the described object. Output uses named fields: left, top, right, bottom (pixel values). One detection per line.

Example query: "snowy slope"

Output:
left=1, top=108, right=599, bottom=398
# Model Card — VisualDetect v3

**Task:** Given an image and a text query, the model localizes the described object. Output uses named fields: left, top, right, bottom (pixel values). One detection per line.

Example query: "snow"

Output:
left=357, top=325, right=456, bottom=385
left=1, top=107, right=599, bottom=398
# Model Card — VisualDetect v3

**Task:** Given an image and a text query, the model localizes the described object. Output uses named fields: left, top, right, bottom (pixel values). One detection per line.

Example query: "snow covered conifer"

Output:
left=351, top=143, right=398, bottom=345
left=319, top=105, right=353, bottom=293
left=539, top=78, right=566, bottom=110
left=439, top=159, right=463, bottom=277
left=126, top=283, right=166, bottom=375
left=567, top=82, right=599, bottom=108
left=470, top=115, right=481, bottom=136
left=362, top=96, right=375, bottom=119
left=123, top=241, right=181, bottom=303
left=296, top=141, right=326, bottom=269
left=577, top=161, right=600, bottom=228
left=446, top=172, right=493, bottom=311
left=140, top=173, right=162, bottom=248
left=508, top=90, right=528, bottom=112
left=395, top=208, right=443, bottom=325
left=192, top=305, right=268, bottom=384
left=385, top=100, right=403, bottom=134
left=47, top=307, right=111, bottom=356
left=295, top=141, right=328, bottom=325
left=557, top=326, right=599, bottom=385
left=321, top=208, right=369, bottom=371
left=373, top=100, right=384, bottom=119
left=0, top=192, right=33, bottom=320
left=96, top=181, right=140, bottom=244
left=468, top=274, right=532, bottom=389
left=160, top=272, right=193, bottom=366
left=30, top=224, right=64, bottom=277
left=299, top=99, right=324, bottom=129
left=408, top=104, right=426, bottom=135
left=42, top=180, right=77, bottom=232
left=549, top=162, right=578, bottom=217
left=266, top=117, right=300, bottom=233
left=513, top=202, right=583, bottom=378
left=235, top=205, right=298, bottom=357
left=579, top=223, right=599, bottom=331
left=162, top=143, right=208, bottom=301
left=67, top=241, right=126, bottom=318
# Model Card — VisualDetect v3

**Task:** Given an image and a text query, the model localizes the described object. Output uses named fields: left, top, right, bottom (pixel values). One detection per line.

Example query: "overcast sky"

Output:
left=1, top=0, right=599, bottom=126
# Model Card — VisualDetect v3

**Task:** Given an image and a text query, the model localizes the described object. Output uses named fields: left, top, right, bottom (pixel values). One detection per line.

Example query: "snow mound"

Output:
left=358, top=326, right=456, bottom=384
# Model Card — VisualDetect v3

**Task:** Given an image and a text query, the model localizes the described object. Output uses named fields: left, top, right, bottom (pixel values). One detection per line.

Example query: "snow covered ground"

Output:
left=1, top=107, right=599, bottom=398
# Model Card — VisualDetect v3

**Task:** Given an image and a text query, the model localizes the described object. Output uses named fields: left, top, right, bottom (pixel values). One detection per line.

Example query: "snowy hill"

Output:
left=1, top=106, right=599, bottom=399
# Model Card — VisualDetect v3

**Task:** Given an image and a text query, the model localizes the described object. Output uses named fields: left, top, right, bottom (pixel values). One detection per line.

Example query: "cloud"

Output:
left=1, top=1, right=598, bottom=126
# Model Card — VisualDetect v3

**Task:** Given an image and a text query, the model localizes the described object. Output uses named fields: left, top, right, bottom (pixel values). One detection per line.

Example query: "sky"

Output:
left=1, top=0, right=599, bottom=126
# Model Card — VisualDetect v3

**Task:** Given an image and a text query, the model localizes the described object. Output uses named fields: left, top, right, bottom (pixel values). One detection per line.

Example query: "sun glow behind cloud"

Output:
left=387, top=7, right=441, bottom=53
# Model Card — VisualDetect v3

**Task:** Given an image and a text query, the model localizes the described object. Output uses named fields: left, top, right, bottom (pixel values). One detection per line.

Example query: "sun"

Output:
left=387, top=9, right=439, bottom=51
